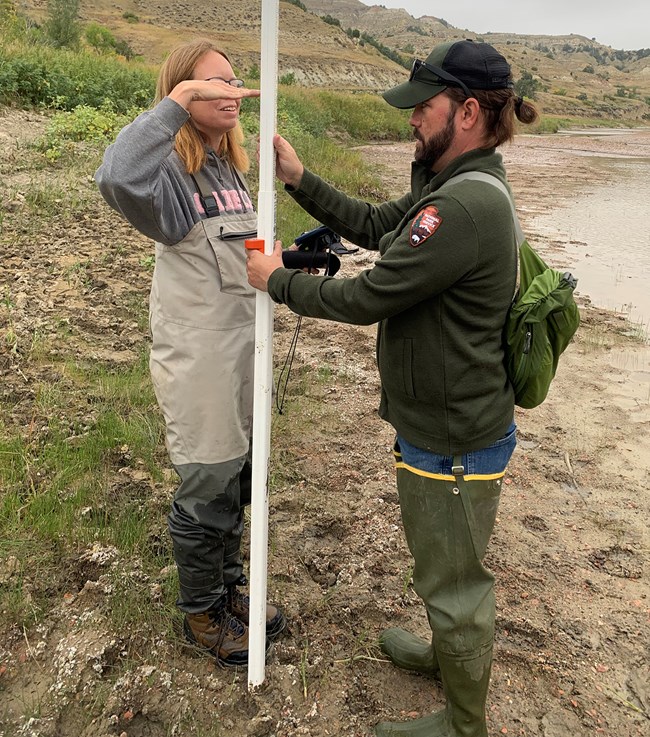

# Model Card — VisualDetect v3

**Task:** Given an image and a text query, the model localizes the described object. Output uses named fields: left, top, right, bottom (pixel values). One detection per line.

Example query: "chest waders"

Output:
left=376, top=459, right=501, bottom=737
left=149, top=209, right=256, bottom=614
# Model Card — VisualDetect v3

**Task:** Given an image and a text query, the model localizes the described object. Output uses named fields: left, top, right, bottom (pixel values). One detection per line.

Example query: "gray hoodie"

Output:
left=95, top=96, right=254, bottom=246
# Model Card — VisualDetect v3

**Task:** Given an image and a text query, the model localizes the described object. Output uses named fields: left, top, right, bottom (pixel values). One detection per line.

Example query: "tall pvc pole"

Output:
left=247, top=0, right=279, bottom=689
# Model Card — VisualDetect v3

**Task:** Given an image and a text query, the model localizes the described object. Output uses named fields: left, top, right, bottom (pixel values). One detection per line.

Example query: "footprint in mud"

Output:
left=522, top=514, right=550, bottom=532
left=587, top=545, right=642, bottom=579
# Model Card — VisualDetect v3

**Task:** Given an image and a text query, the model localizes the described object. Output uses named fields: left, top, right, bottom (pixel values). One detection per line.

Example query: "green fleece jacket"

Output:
left=268, top=147, right=517, bottom=455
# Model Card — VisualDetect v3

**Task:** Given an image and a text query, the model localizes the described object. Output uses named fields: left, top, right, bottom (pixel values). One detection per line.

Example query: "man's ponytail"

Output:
left=514, top=96, right=539, bottom=125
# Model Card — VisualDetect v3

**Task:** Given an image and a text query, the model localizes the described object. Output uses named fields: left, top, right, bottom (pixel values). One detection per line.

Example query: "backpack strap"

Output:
left=441, top=171, right=524, bottom=245
left=440, top=171, right=523, bottom=295
left=190, top=169, right=220, bottom=218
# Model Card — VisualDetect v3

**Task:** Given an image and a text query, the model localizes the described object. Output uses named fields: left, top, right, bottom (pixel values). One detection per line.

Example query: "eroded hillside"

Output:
left=16, top=0, right=650, bottom=117
left=303, top=0, right=650, bottom=119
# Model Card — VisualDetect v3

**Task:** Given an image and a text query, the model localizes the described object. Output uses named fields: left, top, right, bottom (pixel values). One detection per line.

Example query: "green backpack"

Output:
left=444, top=172, right=580, bottom=409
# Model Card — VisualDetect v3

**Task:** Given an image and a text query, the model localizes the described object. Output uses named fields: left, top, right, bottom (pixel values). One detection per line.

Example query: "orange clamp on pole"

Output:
left=245, top=238, right=265, bottom=252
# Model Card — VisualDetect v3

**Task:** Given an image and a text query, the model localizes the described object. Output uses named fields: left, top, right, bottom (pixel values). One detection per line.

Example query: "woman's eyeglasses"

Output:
left=205, top=77, right=244, bottom=88
left=409, top=59, right=472, bottom=99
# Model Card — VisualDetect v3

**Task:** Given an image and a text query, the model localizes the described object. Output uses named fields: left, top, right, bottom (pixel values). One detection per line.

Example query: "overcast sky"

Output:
left=373, top=1, right=648, bottom=50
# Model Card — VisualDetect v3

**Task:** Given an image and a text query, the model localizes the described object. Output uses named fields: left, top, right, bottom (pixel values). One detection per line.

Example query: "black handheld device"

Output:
left=294, top=225, right=342, bottom=252
left=281, top=249, right=340, bottom=275
left=283, top=225, right=343, bottom=276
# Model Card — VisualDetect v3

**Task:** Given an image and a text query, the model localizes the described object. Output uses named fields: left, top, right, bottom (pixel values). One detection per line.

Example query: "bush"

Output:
left=45, top=0, right=80, bottom=48
left=321, top=14, right=341, bottom=27
left=279, top=72, right=296, bottom=86
left=113, top=39, right=136, bottom=61
left=405, top=24, right=427, bottom=36
left=514, top=70, right=542, bottom=100
left=35, top=103, right=139, bottom=161
left=282, top=0, right=306, bottom=9
left=0, top=45, right=155, bottom=111
left=58, top=104, right=137, bottom=142
left=85, top=22, right=116, bottom=54
left=83, top=22, right=135, bottom=60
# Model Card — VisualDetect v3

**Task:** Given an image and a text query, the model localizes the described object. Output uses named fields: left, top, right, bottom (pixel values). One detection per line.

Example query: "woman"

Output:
left=96, top=38, right=285, bottom=667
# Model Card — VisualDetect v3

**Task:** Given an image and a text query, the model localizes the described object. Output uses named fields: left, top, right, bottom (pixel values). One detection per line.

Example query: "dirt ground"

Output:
left=0, top=110, right=648, bottom=737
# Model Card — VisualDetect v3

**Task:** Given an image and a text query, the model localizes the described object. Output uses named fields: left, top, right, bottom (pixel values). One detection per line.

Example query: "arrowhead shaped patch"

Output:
left=410, top=205, right=443, bottom=247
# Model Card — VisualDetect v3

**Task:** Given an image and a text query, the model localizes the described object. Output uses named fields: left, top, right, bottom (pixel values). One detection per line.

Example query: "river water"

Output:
left=529, top=130, right=650, bottom=333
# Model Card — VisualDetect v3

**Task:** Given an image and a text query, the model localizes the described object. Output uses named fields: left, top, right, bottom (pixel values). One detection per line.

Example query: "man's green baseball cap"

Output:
left=383, top=39, right=513, bottom=109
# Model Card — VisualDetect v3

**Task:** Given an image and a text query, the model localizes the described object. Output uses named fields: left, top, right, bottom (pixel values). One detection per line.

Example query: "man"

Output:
left=248, top=40, right=538, bottom=737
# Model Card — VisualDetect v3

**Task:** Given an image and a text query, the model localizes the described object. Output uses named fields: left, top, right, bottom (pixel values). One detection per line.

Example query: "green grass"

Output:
left=0, top=347, right=170, bottom=625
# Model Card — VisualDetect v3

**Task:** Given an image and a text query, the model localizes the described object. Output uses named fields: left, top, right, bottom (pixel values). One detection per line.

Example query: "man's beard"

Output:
left=414, top=108, right=456, bottom=167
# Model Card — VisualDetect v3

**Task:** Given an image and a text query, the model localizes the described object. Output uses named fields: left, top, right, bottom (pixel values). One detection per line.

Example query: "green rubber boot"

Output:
left=379, top=627, right=440, bottom=677
left=374, top=645, right=493, bottom=737
left=375, top=711, right=446, bottom=736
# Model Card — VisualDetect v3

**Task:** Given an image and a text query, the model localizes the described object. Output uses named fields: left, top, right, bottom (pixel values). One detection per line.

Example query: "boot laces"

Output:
left=229, top=585, right=250, bottom=612
left=207, top=606, right=245, bottom=654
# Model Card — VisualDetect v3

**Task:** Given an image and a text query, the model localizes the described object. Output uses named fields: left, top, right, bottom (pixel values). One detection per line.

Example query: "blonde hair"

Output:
left=154, top=39, right=250, bottom=174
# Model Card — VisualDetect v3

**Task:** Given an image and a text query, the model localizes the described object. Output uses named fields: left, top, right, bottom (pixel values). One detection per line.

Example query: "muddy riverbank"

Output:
left=0, top=113, right=648, bottom=737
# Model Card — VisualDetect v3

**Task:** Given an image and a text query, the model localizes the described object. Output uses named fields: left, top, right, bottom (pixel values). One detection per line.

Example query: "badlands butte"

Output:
left=19, top=0, right=650, bottom=120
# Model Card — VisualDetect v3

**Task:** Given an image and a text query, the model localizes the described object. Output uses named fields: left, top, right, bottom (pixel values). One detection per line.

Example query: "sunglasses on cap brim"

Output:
left=409, top=59, right=473, bottom=99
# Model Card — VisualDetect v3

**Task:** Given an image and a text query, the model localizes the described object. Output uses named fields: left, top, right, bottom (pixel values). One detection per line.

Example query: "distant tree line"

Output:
left=282, top=0, right=307, bottom=10
left=315, top=10, right=410, bottom=69
left=531, top=40, right=650, bottom=68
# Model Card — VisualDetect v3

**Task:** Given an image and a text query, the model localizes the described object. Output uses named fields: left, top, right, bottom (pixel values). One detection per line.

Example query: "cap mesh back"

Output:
left=443, top=42, right=511, bottom=90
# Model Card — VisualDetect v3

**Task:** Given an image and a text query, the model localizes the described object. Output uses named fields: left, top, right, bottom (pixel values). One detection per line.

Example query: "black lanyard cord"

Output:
left=275, top=247, right=332, bottom=415
left=275, top=315, right=302, bottom=415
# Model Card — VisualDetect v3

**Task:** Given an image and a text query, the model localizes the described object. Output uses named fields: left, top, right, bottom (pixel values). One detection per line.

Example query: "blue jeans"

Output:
left=395, top=421, right=517, bottom=480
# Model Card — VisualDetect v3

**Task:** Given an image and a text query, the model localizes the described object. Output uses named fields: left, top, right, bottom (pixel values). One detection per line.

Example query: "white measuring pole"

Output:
left=247, top=0, right=279, bottom=689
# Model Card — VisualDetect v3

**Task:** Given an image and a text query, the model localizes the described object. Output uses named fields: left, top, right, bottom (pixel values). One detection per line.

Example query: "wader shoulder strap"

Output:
left=190, top=169, right=220, bottom=218
left=232, top=167, right=251, bottom=196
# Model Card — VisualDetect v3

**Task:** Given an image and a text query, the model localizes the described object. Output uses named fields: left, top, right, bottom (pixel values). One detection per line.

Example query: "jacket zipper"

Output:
left=513, top=323, right=533, bottom=389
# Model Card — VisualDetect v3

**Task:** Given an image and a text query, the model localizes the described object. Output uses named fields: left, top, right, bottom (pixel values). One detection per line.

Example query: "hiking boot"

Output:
left=228, top=579, right=286, bottom=640
left=184, top=606, right=249, bottom=667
